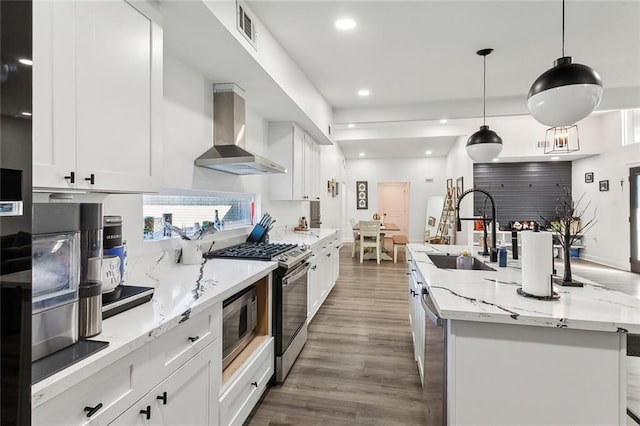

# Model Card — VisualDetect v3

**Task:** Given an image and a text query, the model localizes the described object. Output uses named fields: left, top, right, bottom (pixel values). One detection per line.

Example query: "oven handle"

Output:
left=283, top=262, right=311, bottom=287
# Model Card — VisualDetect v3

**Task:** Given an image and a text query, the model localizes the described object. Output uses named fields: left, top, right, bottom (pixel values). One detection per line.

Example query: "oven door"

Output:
left=276, top=262, right=310, bottom=355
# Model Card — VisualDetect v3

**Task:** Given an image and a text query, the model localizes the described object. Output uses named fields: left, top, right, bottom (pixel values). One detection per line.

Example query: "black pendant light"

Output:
left=466, top=48, right=502, bottom=163
left=527, top=0, right=603, bottom=127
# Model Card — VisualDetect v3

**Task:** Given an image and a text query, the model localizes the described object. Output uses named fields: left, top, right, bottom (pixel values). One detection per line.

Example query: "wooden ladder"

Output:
left=434, top=188, right=455, bottom=244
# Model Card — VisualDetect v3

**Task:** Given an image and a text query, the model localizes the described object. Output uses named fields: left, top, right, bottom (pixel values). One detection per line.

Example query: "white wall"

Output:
left=319, top=145, right=346, bottom=239
left=572, top=111, right=640, bottom=270
left=446, top=136, right=475, bottom=245
left=344, top=157, right=447, bottom=243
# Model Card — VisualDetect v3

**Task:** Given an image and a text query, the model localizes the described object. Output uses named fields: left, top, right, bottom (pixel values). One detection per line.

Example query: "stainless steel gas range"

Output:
left=205, top=242, right=311, bottom=383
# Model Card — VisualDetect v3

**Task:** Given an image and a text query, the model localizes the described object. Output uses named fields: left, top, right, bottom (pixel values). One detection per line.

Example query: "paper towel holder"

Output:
left=517, top=287, right=560, bottom=301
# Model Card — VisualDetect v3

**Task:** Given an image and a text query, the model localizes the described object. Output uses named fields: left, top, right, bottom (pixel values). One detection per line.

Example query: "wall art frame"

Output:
left=356, top=181, right=368, bottom=209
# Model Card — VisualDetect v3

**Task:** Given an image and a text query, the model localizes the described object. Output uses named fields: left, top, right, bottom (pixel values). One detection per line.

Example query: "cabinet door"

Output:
left=75, top=0, right=162, bottom=192
left=112, top=339, right=220, bottom=426
left=310, top=139, right=321, bottom=200
left=302, top=135, right=313, bottom=200
left=307, top=255, right=320, bottom=321
left=33, top=0, right=77, bottom=189
left=292, top=127, right=305, bottom=200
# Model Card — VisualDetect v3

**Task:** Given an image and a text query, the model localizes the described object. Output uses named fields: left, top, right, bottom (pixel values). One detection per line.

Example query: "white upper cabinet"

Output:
left=33, top=0, right=162, bottom=193
left=269, top=122, right=320, bottom=201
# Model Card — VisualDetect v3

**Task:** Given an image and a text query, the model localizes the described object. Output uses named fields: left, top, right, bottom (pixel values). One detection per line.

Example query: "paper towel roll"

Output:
left=521, top=231, right=553, bottom=297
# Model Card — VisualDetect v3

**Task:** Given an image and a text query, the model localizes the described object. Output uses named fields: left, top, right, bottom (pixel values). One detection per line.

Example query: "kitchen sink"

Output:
left=427, top=254, right=496, bottom=271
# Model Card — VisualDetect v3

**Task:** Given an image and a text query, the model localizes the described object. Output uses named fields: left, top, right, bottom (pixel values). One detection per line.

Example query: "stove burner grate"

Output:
left=204, top=242, right=297, bottom=261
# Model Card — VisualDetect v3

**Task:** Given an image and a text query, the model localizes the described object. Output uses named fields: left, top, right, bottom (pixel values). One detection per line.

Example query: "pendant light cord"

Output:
left=483, top=54, right=486, bottom=126
left=561, top=0, right=565, bottom=57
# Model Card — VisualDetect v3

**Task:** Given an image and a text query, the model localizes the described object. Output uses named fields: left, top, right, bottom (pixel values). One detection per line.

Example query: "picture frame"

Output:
left=599, top=180, right=609, bottom=192
left=456, top=176, right=464, bottom=200
left=356, top=181, right=368, bottom=209
left=446, top=178, right=454, bottom=210
left=585, top=172, right=594, bottom=183
left=428, top=216, right=436, bottom=226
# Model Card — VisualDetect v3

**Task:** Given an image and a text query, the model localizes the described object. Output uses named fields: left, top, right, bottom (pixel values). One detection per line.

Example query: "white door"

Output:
left=378, top=182, right=410, bottom=235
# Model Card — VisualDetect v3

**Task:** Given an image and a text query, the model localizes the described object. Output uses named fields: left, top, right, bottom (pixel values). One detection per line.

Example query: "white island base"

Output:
left=447, top=320, right=626, bottom=425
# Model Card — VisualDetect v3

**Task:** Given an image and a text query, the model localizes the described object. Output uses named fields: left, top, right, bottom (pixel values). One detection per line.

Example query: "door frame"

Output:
left=631, top=166, right=640, bottom=273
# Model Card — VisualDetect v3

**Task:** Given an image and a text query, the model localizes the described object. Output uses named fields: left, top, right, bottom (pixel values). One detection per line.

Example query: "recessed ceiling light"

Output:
left=357, top=89, right=370, bottom=97
left=492, top=158, right=499, bottom=162
left=359, top=152, right=365, bottom=157
left=439, top=119, right=448, bottom=124
left=21, top=112, right=32, bottom=116
left=18, top=58, right=32, bottom=66
left=348, top=123, right=355, bottom=128
left=551, top=156, right=560, bottom=160
left=425, top=150, right=432, bottom=155
left=335, top=18, right=356, bottom=30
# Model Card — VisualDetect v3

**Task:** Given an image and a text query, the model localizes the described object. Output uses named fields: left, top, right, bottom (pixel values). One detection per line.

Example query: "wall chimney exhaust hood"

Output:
left=195, top=83, right=287, bottom=175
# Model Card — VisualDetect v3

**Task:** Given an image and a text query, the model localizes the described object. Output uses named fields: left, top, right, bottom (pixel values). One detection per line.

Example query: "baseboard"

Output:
left=579, top=254, right=630, bottom=272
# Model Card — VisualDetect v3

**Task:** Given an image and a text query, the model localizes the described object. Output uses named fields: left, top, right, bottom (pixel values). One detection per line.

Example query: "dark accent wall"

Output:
left=473, top=161, right=572, bottom=227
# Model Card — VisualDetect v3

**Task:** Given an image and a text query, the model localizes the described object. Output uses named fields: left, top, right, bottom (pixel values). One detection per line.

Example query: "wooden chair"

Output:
left=350, top=218, right=360, bottom=258
left=393, top=234, right=409, bottom=263
left=359, top=220, right=381, bottom=264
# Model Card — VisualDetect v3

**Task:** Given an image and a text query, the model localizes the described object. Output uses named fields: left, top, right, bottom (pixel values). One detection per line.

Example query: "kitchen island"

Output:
left=408, top=243, right=640, bottom=425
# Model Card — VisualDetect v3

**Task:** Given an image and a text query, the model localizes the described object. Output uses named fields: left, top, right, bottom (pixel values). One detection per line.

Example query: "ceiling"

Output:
left=246, top=0, right=640, bottom=159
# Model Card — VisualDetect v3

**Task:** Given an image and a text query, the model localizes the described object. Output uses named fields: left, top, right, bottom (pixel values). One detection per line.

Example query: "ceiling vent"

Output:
left=237, top=2, right=257, bottom=49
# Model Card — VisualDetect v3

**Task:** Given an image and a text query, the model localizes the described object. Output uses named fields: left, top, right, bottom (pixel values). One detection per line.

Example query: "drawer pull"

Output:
left=84, top=174, right=95, bottom=185
left=140, top=405, right=151, bottom=420
left=157, top=391, right=168, bottom=405
left=64, top=171, right=75, bottom=183
left=251, top=381, right=258, bottom=387
left=84, top=403, right=103, bottom=418
left=188, top=336, right=200, bottom=343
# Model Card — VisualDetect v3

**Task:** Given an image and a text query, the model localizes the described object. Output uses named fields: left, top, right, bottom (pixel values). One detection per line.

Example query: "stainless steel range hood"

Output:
left=195, top=84, right=286, bottom=175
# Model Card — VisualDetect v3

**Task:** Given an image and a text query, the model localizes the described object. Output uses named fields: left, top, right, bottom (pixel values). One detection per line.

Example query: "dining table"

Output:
left=352, top=222, right=400, bottom=261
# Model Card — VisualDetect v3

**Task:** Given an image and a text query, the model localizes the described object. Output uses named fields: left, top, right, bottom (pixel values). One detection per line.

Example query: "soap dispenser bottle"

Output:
left=456, top=250, right=473, bottom=270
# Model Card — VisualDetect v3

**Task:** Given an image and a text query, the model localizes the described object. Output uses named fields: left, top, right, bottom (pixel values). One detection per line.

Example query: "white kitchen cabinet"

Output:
left=407, top=253, right=424, bottom=385
left=32, top=345, right=151, bottom=426
left=33, top=0, right=162, bottom=193
left=112, top=338, right=220, bottom=426
left=307, top=233, right=341, bottom=322
left=219, top=337, right=274, bottom=426
left=269, top=122, right=320, bottom=201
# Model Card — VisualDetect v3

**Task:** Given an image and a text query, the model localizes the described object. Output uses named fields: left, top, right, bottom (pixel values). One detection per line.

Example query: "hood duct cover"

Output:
left=195, top=84, right=286, bottom=175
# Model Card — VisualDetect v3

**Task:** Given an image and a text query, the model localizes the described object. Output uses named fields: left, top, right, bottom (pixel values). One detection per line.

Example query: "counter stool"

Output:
left=392, top=235, right=408, bottom=263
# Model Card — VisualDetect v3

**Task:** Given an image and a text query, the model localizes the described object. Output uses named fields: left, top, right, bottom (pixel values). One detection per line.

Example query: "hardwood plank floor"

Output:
left=247, top=246, right=425, bottom=425
left=247, top=246, right=640, bottom=425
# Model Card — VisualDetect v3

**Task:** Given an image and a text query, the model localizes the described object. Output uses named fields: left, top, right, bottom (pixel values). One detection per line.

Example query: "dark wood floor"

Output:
left=247, top=246, right=640, bottom=425
left=247, top=246, right=426, bottom=425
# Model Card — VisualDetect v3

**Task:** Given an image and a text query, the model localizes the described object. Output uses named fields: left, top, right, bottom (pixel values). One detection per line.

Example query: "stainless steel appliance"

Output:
left=422, top=289, right=448, bottom=424
left=222, top=285, right=257, bottom=369
left=205, top=241, right=312, bottom=382
left=0, top=1, right=33, bottom=420
left=79, top=204, right=103, bottom=338
left=32, top=203, right=81, bottom=361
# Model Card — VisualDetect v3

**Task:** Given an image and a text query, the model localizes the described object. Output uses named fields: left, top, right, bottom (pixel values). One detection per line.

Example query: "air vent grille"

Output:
left=237, top=2, right=257, bottom=49
left=537, top=140, right=548, bottom=149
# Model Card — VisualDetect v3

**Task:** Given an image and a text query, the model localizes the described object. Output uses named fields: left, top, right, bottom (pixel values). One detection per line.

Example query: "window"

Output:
left=142, top=190, right=255, bottom=241
left=623, top=109, right=640, bottom=145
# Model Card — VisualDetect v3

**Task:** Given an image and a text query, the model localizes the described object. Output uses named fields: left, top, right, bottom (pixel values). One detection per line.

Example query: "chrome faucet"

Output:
left=456, top=188, right=498, bottom=262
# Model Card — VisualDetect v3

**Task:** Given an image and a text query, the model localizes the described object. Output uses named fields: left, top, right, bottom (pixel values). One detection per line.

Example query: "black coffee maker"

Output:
left=102, top=216, right=125, bottom=302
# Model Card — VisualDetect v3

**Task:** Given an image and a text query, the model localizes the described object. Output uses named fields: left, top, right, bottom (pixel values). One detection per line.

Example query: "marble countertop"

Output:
left=269, top=228, right=339, bottom=249
left=32, top=250, right=277, bottom=405
left=408, top=243, right=640, bottom=334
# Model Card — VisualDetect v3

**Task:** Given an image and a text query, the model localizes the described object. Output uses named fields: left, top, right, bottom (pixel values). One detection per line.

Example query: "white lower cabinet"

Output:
left=112, top=339, right=220, bottom=425
left=33, top=345, right=151, bottom=426
left=307, top=233, right=341, bottom=322
left=219, top=337, right=274, bottom=426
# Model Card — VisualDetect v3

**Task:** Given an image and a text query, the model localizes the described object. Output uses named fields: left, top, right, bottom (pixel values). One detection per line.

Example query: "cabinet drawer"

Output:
left=149, top=304, right=221, bottom=383
left=219, top=337, right=274, bottom=426
left=32, top=346, right=149, bottom=426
